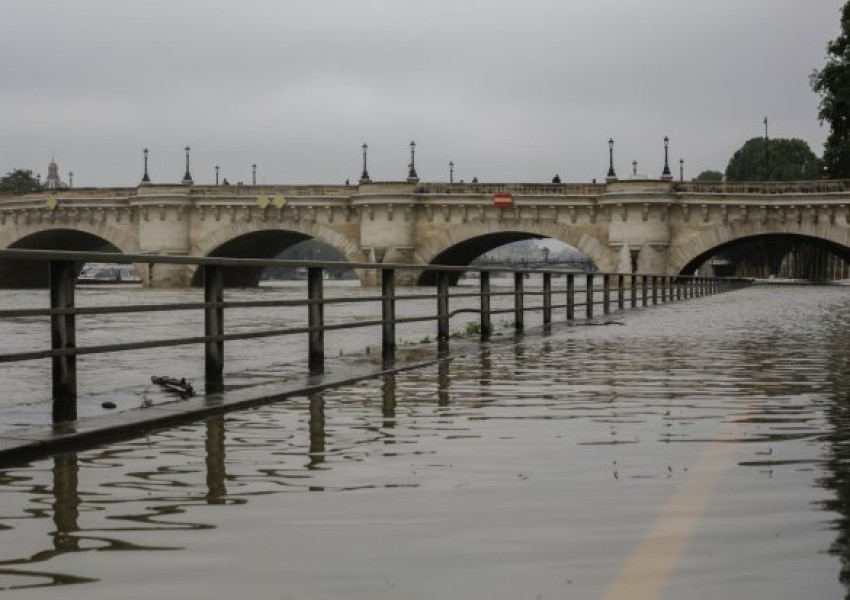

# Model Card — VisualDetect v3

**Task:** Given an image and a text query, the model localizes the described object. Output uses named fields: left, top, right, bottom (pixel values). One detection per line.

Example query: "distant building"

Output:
left=43, top=158, right=69, bottom=190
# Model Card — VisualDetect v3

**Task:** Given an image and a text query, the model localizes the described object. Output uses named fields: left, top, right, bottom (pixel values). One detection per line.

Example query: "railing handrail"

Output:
left=0, top=248, right=725, bottom=279
left=0, top=249, right=750, bottom=425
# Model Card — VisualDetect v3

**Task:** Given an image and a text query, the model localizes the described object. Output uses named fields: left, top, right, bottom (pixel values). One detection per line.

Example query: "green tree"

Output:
left=725, top=138, right=823, bottom=182
left=694, top=170, right=724, bottom=182
left=0, top=169, right=41, bottom=193
left=811, top=1, right=850, bottom=178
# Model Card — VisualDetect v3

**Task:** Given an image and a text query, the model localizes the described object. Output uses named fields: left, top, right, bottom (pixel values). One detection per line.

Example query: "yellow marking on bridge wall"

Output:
left=603, top=421, right=748, bottom=600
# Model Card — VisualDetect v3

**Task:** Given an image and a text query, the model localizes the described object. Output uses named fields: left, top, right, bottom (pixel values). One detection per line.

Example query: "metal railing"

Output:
left=0, top=249, right=750, bottom=424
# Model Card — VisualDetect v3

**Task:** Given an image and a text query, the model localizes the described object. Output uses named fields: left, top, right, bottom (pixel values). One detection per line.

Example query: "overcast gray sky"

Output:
left=1, top=0, right=844, bottom=187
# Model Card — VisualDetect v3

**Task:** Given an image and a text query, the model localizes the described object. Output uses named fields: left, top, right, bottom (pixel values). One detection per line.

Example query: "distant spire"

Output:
left=43, top=157, right=68, bottom=189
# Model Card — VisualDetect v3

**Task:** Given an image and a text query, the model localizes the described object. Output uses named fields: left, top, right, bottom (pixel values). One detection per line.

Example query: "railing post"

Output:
left=641, top=275, right=649, bottom=306
left=602, top=274, right=611, bottom=315
left=204, top=264, right=224, bottom=393
left=586, top=273, right=594, bottom=319
left=676, top=277, right=682, bottom=301
left=542, top=271, right=552, bottom=326
left=630, top=274, right=637, bottom=308
left=514, top=272, right=524, bottom=331
left=307, top=267, right=324, bottom=373
left=381, top=268, right=396, bottom=364
left=480, top=271, right=492, bottom=339
left=437, top=270, right=450, bottom=347
left=566, top=273, right=575, bottom=321
left=652, top=276, right=658, bottom=305
left=50, top=259, right=77, bottom=422
left=617, top=274, right=625, bottom=310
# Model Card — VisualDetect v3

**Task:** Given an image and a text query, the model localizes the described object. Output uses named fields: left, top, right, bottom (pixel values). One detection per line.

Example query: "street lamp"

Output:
left=252, top=164, right=257, bottom=186
left=142, top=148, right=150, bottom=184
left=679, top=158, right=684, bottom=182
left=360, top=143, right=371, bottom=183
left=69, top=171, right=73, bottom=188
left=449, top=161, right=454, bottom=184
left=606, top=138, right=617, bottom=181
left=661, top=136, right=672, bottom=180
left=632, top=160, right=638, bottom=176
left=215, top=165, right=220, bottom=186
left=407, top=140, right=419, bottom=183
left=181, top=146, right=193, bottom=185
left=763, top=117, right=770, bottom=181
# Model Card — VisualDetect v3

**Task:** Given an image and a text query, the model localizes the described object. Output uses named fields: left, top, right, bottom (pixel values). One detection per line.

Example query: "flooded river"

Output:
left=0, top=284, right=849, bottom=598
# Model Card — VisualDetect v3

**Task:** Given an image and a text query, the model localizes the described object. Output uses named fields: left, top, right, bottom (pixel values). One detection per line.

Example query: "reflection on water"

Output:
left=0, top=287, right=849, bottom=597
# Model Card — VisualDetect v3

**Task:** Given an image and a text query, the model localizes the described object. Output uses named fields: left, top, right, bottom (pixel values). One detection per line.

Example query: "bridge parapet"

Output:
left=418, top=182, right=605, bottom=196
left=674, top=180, right=848, bottom=195
left=186, top=184, right=354, bottom=198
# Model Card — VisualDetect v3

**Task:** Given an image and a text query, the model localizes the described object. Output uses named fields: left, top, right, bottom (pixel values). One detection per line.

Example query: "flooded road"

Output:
left=0, top=285, right=849, bottom=598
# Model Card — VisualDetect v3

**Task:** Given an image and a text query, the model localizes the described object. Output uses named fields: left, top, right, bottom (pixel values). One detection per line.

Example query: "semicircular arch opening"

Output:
left=0, top=229, right=124, bottom=288
left=680, top=233, right=850, bottom=281
left=417, top=232, right=599, bottom=285
left=190, top=229, right=355, bottom=287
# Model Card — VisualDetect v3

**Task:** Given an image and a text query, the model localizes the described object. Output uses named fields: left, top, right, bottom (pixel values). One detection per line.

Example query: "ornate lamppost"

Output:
left=215, top=165, right=220, bottom=186
left=449, top=161, right=454, bottom=184
left=360, top=143, right=371, bottom=183
left=606, top=138, right=617, bottom=181
left=661, top=136, right=672, bottom=180
left=763, top=117, right=770, bottom=181
left=142, top=148, right=150, bottom=184
left=679, top=158, right=684, bottom=182
left=181, top=146, right=193, bottom=185
left=407, top=141, right=419, bottom=183
left=69, top=171, right=73, bottom=188
left=252, top=164, right=257, bottom=186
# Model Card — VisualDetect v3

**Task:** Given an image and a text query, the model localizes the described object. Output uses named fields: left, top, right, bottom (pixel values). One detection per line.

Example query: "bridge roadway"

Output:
left=0, top=178, right=849, bottom=286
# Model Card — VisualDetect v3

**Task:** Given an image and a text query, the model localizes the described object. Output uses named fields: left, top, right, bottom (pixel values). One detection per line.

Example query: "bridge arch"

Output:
left=0, top=221, right=138, bottom=256
left=414, top=221, right=614, bottom=284
left=191, top=221, right=362, bottom=287
left=671, top=221, right=850, bottom=275
left=0, top=225, right=139, bottom=288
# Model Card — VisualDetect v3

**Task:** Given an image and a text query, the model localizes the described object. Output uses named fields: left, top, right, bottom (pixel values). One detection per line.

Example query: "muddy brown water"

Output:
left=0, top=284, right=848, bottom=598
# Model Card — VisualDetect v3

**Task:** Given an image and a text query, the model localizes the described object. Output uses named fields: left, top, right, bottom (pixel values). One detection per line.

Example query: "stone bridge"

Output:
left=1, top=178, right=849, bottom=286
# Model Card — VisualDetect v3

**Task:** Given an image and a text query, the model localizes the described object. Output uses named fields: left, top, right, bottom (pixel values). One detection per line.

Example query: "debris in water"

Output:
left=151, top=376, right=195, bottom=399
left=101, top=401, right=117, bottom=409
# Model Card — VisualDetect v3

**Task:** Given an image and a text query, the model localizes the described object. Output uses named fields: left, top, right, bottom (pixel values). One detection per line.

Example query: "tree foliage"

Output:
left=0, top=169, right=41, bottom=194
left=694, top=170, right=724, bottom=182
left=725, top=138, right=823, bottom=182
left=811, top=1, right=850, bottom=178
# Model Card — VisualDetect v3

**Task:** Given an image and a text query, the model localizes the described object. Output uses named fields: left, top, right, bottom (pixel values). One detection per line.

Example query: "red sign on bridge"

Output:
left=493, top=193, right=513, bottom=207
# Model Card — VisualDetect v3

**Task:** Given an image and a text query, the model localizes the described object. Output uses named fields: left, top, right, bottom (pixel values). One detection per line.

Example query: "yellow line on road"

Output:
left=603, top=421, right=747, bottom=600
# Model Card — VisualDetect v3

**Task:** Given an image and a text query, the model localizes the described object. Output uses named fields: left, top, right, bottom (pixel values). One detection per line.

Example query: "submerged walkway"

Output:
left=0, top=323, right=559, bottom=466
left=0, top=285, right=843, bottom=599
